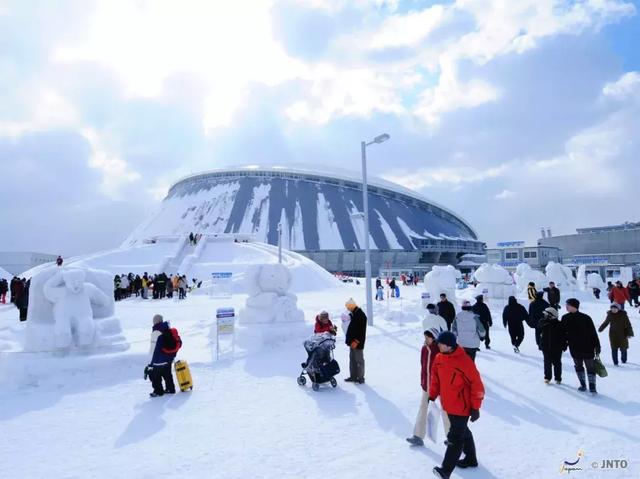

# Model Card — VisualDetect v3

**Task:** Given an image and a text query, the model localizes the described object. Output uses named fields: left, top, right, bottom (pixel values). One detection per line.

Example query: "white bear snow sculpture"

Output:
left=424, top=265, right=460, bottom=307
left=514, top=263, right=546, bottom=293
left=43, top=269, right=109, bottom=348
left=240, top=263, right=304, bottom=324
left=25, top=266, right=126, bottom=352
left=473, top=263, right=515, bottom=299
left=545, top=261, right=577, bottom=291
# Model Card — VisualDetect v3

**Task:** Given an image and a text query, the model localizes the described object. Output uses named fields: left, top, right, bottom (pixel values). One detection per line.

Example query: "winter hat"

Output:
left=424, top=327, right=441, bottom=340
left=437, top=331, right=457, bottom=348
left=462, top=300, right=472, bottom=307
left=475, top=294, right=483, bottom=301
left=152, top=314, right=163, bottom=325
left=426, top=303, right=437, bottom=311
left=543, top=307, right=559, bottom=319
left=319, top=311, right=329, bottom=319
left=565, top=298, right=580, bottom=309
left=611, top=303, right=621, bottom=311
left=345, top=298, right=357, bottom=311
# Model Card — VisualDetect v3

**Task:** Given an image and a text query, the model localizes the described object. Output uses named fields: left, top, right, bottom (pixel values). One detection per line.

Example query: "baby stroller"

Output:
left=297, top=332, right=340, bottom=391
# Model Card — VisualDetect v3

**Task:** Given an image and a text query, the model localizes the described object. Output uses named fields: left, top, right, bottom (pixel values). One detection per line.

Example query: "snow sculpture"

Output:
left=514, top=263, right=546, bottom=292
left=587, top=273, right=606, bottom=292
left=424, top=265, right=460, bottom=307
left=240, top=263, right=304, bottom=324
left=473, top=263, right=516, bottom=299
left=545, top=262, right=577, bottom=291
left=25, top=266, right=126, bottom=352
left=576, top=265, right=587, bottom=291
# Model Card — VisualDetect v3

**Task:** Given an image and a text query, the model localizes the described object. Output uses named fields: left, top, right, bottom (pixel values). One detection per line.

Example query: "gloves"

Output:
left=350, top=339, right=360, bottom=349
left=470, top=409, right=480, bottom=422
left=144, top=365, right=153, bottom=380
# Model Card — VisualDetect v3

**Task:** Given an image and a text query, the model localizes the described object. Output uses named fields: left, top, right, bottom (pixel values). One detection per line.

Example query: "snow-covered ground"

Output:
left=1, top=284, right=639, bottom=478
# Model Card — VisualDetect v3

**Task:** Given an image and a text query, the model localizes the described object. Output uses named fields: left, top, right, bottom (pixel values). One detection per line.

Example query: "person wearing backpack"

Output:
left=146, top=314, right=181, bottom=397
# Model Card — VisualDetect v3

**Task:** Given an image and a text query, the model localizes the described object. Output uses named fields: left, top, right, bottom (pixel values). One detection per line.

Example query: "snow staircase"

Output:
left=176, top=236, right=208, bottom=278
left=157, top=236, right=190, bottom=274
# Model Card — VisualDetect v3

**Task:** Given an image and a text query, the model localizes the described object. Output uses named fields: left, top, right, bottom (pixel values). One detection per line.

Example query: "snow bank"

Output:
left=473, top=263, right=516, bottom=299
left=24, top=266, right=127, bottom=352
left=384, top=310, right=420, bottom=324
left=423, top=265, right=460, bottom=307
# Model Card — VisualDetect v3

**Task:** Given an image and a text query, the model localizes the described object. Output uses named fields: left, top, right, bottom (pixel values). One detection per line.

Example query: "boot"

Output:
left=588, top=373, right=597, bottom=394
left=406, top=435, right=424, bottom=447
left=457, top=457, right=479, bottom=468
left=576, top=370, right=587, bottom=392
left=432, top=467, right=450, bottom=479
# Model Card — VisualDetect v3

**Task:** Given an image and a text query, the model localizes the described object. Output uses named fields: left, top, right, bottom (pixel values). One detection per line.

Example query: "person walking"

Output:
left=406, top=327, right=441, bottom=447
left=528, top=292, right=550, bottom=349
left=598, top=303, right=634, bottom=366
left=430, top=331, right=485, bottom=479
left=437, top=293, right=456, bottom=331
left=502, top=296, right=528, bottom=353
left=543, top=282, right=561, bottom=309
left=56, top=255, right=63, bottom=267
left=627, top=279, right=639, bottom=307
left=472, top=295, right=492, bottom=350
left=452, top=300, right=485, bottom=362
left=538, top=307, right=567, bottom=384
left=608, top=281, right=630, bottom=309
left=344, top=298, right=367, bottom=384
left=146, top=314, right=177, bottom=397
left=527, top=282, right=537, bottom=303
left=424, top=304, right=448, bottom=334
left=561, top=298, right=601, bottom=394
left=0, top=278, right=8, bottom=304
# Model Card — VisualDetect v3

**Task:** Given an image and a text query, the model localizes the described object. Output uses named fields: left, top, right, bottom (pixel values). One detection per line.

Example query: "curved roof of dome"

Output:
left=169, top=165, right=478, bottom=238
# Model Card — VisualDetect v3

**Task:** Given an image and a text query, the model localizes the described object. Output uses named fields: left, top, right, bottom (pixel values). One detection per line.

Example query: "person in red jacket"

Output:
left=406, top=327, right=442, bottom=447
left=608, top=281, right=630, bottom=309
left=430, top=331, right=485, bottom=479
left=313, top=311, right=337, bottom=335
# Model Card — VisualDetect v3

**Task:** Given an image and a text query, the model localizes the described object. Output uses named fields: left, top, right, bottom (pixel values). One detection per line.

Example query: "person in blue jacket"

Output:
left=146, top=314, right=177, bottom=397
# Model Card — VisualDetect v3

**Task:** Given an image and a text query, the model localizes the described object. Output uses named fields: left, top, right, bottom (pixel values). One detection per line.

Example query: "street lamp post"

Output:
left=277, top=223, right=282, bottom=264
left=361, top=133, right=390, bottom=326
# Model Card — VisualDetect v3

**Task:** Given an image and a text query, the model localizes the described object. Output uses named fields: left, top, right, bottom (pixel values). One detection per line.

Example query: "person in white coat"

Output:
left=452, top=300, right=486, bottom=362
left=423, top=304, right=448, bottom=334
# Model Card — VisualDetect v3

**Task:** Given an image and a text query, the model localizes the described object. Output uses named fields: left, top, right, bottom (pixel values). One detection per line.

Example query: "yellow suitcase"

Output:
left=175, top=359, right=193, bottom=392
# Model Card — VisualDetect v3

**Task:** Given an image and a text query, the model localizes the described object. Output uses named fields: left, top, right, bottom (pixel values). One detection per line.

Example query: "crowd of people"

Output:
left=3, top=276, right=30, bottom=321
left=114, top=273, right=202, bottom=301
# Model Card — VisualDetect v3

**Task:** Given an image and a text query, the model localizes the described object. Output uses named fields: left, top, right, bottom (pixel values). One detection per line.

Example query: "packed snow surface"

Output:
left=0, top=282, right=638, bottom=478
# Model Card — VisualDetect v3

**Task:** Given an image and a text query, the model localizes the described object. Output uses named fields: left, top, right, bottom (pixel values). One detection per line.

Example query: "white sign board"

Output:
left=211, top=272, right=233, bottom=298
left=421, top=292, right=431, bottom=309
left=215, top=307, right=235, bottom=360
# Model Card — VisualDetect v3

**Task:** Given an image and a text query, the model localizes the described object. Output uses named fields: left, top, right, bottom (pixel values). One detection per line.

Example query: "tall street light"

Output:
left=361, top=133, right=390, bottom=326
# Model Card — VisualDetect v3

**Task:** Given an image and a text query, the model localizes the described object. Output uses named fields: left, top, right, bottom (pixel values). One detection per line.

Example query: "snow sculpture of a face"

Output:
left=257, top=264, right=291, bottom=296
left=63, top=269, right=86, bottom=294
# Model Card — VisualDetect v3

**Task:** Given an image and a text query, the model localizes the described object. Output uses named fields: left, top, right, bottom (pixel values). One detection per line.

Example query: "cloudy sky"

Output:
left=1, top=0, right=639, bottom=256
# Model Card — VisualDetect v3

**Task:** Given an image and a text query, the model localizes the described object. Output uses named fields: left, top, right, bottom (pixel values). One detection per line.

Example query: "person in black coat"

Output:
left=502, top=296, right=528, bottom=352
left=538, top=307, right=567, bottom=384
left=437, top=293, right=456, bottom=331
left=15, top=279, right=30, bottom=321
left=345, top=298, right=367, bottom=384
left=561, top=298, right=601, bottom=394
left=528, top=292, right=549, bottom=349
left=543, top=282, right=561, bottom=309
left=472, top=295, right=492, bottom=349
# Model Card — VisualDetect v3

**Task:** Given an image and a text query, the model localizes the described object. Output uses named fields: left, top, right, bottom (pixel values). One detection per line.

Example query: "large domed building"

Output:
left=126, top=166, right=485, bottom=276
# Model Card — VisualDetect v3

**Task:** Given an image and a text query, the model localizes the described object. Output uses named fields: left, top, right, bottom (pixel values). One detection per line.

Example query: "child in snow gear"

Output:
left=147, top=314, right=177, bottom=397
left=598, top=303, right=634, bottom=365
left=344, top=298, right=367, bottom=384
left=314, top=311, right=337, bottom=335
left=502, top=296, right=528, bottom=352
left=430, top=331, right=484, bottom=479
left=561, top=298, right=601, bottom=394
left=452, top=300, right=485, bottom=362
left=527, top=282, right=537, bottom=303
left=407, top=328, right=443, bottom=447
left=538, top=307, right=567, bottom=384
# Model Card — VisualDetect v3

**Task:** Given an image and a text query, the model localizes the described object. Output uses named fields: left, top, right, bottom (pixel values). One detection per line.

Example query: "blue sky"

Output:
left=0, top=0, right=638, bottom=255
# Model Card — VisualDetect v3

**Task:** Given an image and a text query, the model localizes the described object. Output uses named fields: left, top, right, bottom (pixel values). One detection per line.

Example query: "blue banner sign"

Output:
left=496, top=241, right=525, bottom=248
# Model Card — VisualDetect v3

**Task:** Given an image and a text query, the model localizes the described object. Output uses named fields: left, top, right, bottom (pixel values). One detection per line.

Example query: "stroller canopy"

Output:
left=303, top=332, right=335, bottom=354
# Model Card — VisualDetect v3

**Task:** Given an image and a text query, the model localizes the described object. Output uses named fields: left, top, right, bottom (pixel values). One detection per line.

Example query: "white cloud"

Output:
left=495, top=189, right=515, bottom=200
left=603, top=71, right=640, bottom=99
left=382, top=163, right=510, bottom=189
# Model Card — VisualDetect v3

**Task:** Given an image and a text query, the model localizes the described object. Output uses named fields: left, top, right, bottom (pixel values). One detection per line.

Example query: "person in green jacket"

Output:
left=598, top=303, right=634, bottom=366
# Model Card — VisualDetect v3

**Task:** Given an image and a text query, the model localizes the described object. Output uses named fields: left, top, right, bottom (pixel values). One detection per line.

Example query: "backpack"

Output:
left=161, top=327, right=182, bottom=355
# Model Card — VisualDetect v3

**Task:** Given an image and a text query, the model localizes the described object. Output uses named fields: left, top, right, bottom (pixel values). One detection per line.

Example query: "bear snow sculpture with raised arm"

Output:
left=43, top=269, right=111, bottom=348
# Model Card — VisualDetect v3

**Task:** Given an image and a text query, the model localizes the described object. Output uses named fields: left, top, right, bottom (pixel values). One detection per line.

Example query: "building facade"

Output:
left=486, top=241, right=562, bottom=271
left=127, top=166, right=485, bottom=276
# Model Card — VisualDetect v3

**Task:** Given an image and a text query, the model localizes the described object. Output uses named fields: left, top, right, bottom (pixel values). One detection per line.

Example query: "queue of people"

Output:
left=114, top=273, right=200, bottom=302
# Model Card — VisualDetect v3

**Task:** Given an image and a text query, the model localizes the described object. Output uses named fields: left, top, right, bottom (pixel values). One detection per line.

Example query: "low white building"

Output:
left=0, top=252, right=58, bottom=276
